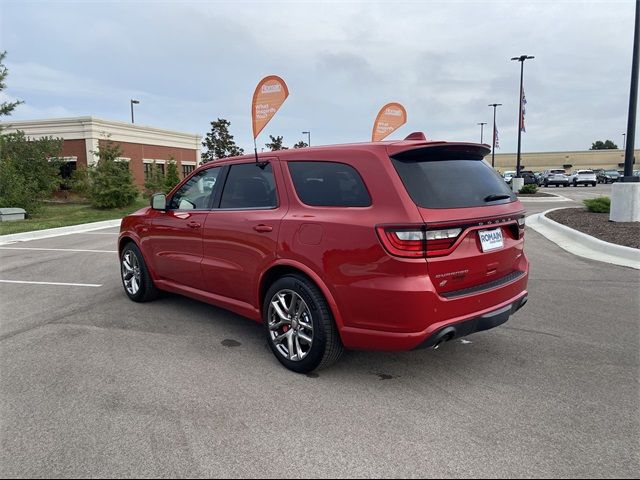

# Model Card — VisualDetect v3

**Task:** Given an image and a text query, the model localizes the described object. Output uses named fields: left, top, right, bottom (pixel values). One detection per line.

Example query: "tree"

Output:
left=0, top=132, right=63, bottom=214
left=265, top=135, right=288, bottom=151
left=201, top=118, right=244, bottom=162
left=293, top=141, right=308, bottom=149
left=164, top=157, right=180, bottom=193
left=590, top=140, right=618, bottom=150
left=143, top=161, right=165, bottom=197
left=0, top=51, right=23, bottom=119
left=89, top=139, right=138, bottom=208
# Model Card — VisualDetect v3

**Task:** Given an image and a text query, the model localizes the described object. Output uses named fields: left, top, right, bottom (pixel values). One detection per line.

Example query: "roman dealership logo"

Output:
left=385, top=108, right=402, bottom=116
left=261, top=84, right=282, bottom=94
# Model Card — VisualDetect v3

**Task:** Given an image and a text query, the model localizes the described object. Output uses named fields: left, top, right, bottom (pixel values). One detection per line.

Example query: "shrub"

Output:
left=89, top=139, right=138, bottom=209
left=519, top=184, right=538, bottom=194
left=144, top=161, right=165, bottom=197
left=164, top=158, right=180, bottom=193
left=0, top=131, right=63, bottom=214
left=69, top=165, right=91, bottom=197
left=583, top=196, right=610, bottom=213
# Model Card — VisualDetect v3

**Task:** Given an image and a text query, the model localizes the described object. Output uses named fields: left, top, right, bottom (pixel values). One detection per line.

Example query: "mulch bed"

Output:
left=517, top=192, right=557, bottom=197
left=546, top=208, right=640, bottom=249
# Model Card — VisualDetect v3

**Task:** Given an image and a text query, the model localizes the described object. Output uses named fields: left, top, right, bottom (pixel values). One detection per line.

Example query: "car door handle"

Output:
left=187, top=221, right=201, bottom=229
left=253, top=224, right=273, bottom=233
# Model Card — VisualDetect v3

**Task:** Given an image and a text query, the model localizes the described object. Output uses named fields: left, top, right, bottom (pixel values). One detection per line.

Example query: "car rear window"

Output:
left=390, top=155, right=515, bottom=209
left=288, top=161, right=371, bottom=207
left=578, top=170, right=593, bottom=174
left=550, top=170, right=565, bottom=174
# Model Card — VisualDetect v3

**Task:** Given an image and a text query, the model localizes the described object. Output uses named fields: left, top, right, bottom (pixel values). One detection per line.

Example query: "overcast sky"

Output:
left=0, top=0, right=637, bottom=153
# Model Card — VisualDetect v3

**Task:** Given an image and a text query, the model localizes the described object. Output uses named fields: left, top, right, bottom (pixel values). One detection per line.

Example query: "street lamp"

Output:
left=302, top=131, right=311, bottom=147
left=488, top=103, right=502, bottom=168
left=511, top=55, right=534, bottom=178
left=130, top=99, right=140, bottom=124
left=477, top=122, right=487, bottom=144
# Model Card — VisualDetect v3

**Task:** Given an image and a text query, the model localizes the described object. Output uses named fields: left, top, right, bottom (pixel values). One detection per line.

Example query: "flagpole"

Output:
left=511, top=55, right=534, bottom=178
left=489, top=103, right=502, bottom=168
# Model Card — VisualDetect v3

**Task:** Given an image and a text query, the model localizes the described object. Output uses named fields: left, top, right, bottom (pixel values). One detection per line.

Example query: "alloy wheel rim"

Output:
left=268, top=289, right=313, bottom=362
left=122, top=250, right=142, bottom=295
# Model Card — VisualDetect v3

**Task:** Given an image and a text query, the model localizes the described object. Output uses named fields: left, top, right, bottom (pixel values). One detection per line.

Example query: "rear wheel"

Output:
left=120, top=242, right=159, bottom=302
left=263, top=275, right=343, bottom=373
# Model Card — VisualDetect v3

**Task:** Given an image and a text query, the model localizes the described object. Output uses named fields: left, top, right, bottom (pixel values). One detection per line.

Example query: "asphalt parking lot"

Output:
left=0, top=185, right=638, bottom=478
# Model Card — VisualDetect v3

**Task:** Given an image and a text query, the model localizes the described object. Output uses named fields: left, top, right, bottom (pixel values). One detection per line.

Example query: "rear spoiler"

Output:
left=388, top=143, right=491, bottom=161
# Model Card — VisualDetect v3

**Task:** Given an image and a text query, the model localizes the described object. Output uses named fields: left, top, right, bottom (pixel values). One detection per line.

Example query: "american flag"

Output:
left=494, top=126, right=500, bottom=148
left=520, top=88, right=527, bottom=133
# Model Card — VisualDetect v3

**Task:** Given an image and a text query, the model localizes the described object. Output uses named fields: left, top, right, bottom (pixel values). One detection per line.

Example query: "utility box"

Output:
left=0, top=208, right=26, bottom=222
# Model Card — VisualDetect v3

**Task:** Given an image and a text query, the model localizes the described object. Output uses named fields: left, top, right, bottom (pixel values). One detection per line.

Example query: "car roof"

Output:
left=200, top=134, right=491, bottom=168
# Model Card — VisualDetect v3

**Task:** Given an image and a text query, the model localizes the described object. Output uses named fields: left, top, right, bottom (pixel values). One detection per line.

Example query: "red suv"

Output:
left=119, top=134, right=529, bottom=373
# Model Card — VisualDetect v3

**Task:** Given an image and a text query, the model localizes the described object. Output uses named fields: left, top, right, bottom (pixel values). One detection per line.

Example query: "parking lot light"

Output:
left=511, top=55, right=534, bottom=179
left=477, top=122, right=487, bottom=144
left=488, top=103, right=503, bottom=168
left=130, top=99, right=140, bottom=124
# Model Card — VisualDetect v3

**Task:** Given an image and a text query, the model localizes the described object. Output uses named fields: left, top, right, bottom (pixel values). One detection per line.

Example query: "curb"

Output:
left=526, top=208, right=640, bottom=269
left=0, top=219, right=122, bottom=245
left=518, top=193, right=572, bottom=202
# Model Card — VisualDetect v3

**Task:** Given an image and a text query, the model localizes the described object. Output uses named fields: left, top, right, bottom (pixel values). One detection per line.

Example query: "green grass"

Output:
left=0, top=198, right=149, bottom=236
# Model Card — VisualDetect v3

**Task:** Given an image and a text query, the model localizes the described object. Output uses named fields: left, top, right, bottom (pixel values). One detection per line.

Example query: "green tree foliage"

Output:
left=70, top=165, right=91, bottom=197
left=89, top=139, right=138, bottom=209
left=0, top=132, right=63, bottom=214
left=144, top=161, right=165, bottom=197
left=0, top=51, right=23, bottom=119
left=293, top=141, right=308, bottom=149
left=201, top=118, right=244, bottom=162
left=590, top=140, right=618, bottom=150
left=164, top=158, right=180, bottom=193
left=265, top=135, right=288, bottom=151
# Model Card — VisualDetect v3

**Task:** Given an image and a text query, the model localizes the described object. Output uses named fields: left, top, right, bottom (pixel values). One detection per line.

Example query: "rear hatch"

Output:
left=577, top=170, right=596, bottom=181
left=388, top=144, right=526, bottom=297
left=550, top=170, right=567, bottom=181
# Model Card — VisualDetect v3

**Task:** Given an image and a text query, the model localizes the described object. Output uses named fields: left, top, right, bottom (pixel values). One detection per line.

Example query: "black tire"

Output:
left=592, top=183, right=597, bottom=187
left=263, top=274, right=344, bottom=373
left=120, top=242, right=160, bottom=302
left=573, top=181, right=577, bottom=187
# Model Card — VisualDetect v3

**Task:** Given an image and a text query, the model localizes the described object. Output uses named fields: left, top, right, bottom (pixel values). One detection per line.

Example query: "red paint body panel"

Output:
left=119, top=139, right=529, bottom=351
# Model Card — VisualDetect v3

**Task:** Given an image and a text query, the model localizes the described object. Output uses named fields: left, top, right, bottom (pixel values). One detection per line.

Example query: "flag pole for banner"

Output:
left=488, top=103, right=502, bottom=168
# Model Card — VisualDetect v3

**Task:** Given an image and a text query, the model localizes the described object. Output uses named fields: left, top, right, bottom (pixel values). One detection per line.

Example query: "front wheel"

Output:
left=120, top=242, right=160, bottom=302
left=263, top=275, right=344, bottom=373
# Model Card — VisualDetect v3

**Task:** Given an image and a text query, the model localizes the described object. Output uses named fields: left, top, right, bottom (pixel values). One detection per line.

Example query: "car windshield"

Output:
left=606, top=170, right=619, bottom=174
left=550, top=170, right=565, bottom=174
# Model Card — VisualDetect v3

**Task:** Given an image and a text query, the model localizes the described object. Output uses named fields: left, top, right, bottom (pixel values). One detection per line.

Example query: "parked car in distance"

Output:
left=534, top=172, right=544, bottom=185
left=519, top=170, right=537, bottom=185
left=503, top=170, right=516, bottom=185
left=598, top=170, right=621, bottom=183
left=542, top=169, right=570, bottom=187
left=569, top=169, right=597, bottom=187
left=118, top=135, right=529, bottom=373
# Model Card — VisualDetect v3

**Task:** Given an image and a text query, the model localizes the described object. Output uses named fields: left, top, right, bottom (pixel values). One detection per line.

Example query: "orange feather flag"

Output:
left=371, top=103, right=407, bottom=141
left=252, top=75, right=290, bottom=140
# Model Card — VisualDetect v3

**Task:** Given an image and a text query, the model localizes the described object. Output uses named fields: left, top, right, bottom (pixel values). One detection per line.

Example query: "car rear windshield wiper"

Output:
left=484, top=194, right=512, bottom=202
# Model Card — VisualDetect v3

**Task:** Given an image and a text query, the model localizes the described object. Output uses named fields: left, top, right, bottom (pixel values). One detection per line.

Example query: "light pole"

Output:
left=302, top=131, right=311, bottom=147
left=511, top=55, right=534, bottom=178
left=488, top=103, right=502, bottom=168
left=477, top=122, right=487, bottom=143
left=130, top=99, right=140, bottom=123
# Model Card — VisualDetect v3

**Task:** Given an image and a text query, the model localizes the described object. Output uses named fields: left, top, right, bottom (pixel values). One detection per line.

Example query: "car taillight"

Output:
left=376, top=226, right=462, bottom=258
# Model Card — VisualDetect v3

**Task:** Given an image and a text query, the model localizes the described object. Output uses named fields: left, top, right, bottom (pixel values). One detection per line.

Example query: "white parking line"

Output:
left=0, top=280, right=102, bottom=287
left=0, top=247, right=117, bottom=253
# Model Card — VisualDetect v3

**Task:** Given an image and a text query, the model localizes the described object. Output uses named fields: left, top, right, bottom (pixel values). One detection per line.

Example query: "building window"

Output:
left=144, top=163, right=153, bottom=181
left=183, top=164, right=195, bottom=178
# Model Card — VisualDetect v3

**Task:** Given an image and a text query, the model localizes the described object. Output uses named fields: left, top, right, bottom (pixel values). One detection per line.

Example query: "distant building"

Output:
left=0, top=117, right=202, bottom=187
left=492, top=148, right=638, bottom=172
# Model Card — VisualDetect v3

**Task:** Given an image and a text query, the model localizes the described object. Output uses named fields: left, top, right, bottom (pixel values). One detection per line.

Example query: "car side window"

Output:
left=219, top=163, right=277, bottom=209
left=169, top=167, right=221, bottom=210
left=288, top=161, right=371, bottom=207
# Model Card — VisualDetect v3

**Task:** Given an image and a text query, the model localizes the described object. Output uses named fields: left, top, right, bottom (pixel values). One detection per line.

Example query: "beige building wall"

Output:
left=492, top=149, right=638, bottom=173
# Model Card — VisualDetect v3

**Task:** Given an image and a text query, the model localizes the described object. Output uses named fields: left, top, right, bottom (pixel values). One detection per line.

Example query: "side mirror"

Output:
left=151, top=193, right=167, bottom=211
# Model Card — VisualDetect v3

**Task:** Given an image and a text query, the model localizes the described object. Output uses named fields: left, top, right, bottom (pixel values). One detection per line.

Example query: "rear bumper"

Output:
left=415, top=293, right=527, bottom=349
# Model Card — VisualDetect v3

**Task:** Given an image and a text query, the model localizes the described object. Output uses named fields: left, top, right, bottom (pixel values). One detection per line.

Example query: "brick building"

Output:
left=0, top=117, right=202, bottom=187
